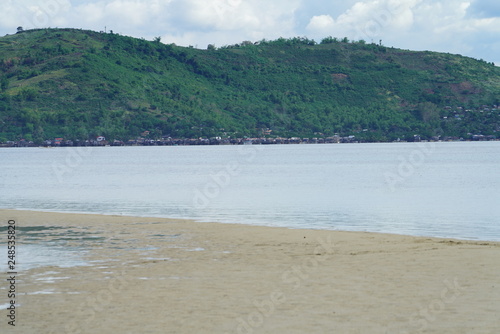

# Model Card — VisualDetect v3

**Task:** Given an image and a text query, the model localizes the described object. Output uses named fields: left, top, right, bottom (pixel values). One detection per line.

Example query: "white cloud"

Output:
left=306, top=14, right=335, bottom=32
left=103, top=1, right=152, bottom=26
left=74, top=3, right=106, bottom=24
left=0, top=0, right=72, bottom=30
left=305, top=0, right=422, bottom=42
left=70, top=0, right=169, bottom=30
left=163, top=0, right=301, bottom=46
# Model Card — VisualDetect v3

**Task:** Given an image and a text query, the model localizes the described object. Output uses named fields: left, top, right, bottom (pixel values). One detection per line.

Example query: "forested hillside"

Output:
left=1, top=28, right=499, bottom=143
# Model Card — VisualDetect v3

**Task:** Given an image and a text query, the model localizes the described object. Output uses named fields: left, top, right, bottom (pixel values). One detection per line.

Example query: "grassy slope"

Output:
left=0, top=28, right=499, bottom=142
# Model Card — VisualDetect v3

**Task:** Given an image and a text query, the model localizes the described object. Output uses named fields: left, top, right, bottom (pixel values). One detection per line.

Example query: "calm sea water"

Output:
left=0, top=142, right=499, bottom=241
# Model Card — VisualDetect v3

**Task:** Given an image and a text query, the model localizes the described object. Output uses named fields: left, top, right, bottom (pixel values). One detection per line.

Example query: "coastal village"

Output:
left=1, top=104, right=499, bottom=147
left=2, top=133, right=498, bottom=148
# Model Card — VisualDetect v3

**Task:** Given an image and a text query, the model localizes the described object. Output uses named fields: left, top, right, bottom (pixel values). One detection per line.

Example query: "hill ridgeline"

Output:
left=1, top=28, right=499, bottom=144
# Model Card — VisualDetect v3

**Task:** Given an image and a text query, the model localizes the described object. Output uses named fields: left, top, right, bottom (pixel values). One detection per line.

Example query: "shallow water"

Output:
left=0, top=226, right=95, bottom=272
left=1, top=142, right=499, bottom=241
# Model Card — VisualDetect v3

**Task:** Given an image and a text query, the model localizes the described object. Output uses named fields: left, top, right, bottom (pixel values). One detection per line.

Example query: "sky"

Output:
left=1, top=0, right=500, bottom=64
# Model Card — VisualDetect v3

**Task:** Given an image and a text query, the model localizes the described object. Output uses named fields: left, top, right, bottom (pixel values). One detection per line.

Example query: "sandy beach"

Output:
left=0, top=209, right=499, bottom=333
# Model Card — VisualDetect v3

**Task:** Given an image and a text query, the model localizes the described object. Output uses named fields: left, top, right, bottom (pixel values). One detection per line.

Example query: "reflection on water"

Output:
left=1, top=142, right=499, bottom=241
left=0, top=226, right=95, bottom=272
left=0, top=225, right=185, bottom=272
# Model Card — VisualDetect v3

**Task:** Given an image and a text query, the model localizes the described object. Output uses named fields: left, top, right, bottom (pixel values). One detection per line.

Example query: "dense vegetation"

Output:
left=0, top=28, right=499, bottom=143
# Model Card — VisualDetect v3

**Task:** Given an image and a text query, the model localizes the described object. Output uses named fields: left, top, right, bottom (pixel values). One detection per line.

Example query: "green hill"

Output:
left=1, top=28, right=499, bottom=143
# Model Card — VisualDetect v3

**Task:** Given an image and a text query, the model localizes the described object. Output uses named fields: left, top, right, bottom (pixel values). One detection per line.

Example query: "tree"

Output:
left=0, top=76, right=8, bottom=92
left=19, top=88, right=38, bottom=101
left=415, top=102, right=440, bottom=123
left=153, top=36, right=161, bottom=44
left=17, top=26, right=24, bottom=33
left=321, top=36, right=339, bottom=44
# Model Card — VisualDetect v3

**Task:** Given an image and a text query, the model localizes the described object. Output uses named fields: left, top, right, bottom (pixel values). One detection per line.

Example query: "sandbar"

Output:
left=0, top=209, right=499, bottom=333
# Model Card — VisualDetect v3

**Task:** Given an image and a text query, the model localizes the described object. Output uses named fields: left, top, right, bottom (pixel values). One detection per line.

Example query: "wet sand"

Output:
left=0, top=209, right=499, bottom=333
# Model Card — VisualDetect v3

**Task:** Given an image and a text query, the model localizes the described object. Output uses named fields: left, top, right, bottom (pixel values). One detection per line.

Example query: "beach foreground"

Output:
left=1, top=210, right=499, bottom=333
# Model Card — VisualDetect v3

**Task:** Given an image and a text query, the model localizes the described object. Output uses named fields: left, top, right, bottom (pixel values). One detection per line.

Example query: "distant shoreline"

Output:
left=1, top=136, right=499, bottom=148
